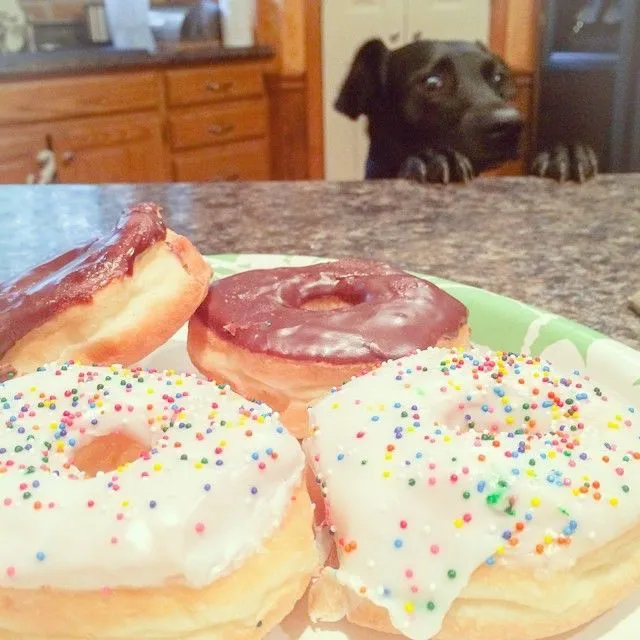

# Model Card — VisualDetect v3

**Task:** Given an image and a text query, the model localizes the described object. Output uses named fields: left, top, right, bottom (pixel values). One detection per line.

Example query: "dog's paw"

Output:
left=399, top=150, right=474, bottom=185
left=531, top=143, right=598, bottom=183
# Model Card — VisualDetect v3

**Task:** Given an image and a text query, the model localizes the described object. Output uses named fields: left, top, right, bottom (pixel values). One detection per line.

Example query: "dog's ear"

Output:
left=335, top=39, right=389, bottom=120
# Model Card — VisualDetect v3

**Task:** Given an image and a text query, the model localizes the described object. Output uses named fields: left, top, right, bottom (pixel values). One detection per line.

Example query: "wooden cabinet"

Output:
left=173, top=138, right=270, bottom=181
left=166, top=61, right=270, bottom=182
left=51, top=113, right=168, bottom=183
left=0, top=125, right=48, bottom=183
left=0, top=60, right=272, bottom=184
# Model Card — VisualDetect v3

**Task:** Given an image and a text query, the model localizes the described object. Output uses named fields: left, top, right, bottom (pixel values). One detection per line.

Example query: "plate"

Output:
left=139, top=253, right=640, bottom=640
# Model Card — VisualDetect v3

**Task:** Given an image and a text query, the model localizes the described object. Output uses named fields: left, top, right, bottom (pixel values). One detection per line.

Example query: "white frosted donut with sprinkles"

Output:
left=0, top=363, right=317, bottom=639
left=306, top=347, right=640, bottom=640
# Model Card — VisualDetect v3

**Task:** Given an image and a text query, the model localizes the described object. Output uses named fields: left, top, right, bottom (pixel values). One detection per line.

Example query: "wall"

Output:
left=19, top=0, right=193, bottom=21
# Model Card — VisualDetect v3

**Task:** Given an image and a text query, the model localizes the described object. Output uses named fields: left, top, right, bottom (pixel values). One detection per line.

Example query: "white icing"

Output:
left=306, top=347, right=639, bottom=640
left=0, top=363, right=304, bottom=590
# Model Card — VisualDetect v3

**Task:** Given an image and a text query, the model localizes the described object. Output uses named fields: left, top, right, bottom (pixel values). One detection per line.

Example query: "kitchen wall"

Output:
left=19, top=0, right=193, bottom=22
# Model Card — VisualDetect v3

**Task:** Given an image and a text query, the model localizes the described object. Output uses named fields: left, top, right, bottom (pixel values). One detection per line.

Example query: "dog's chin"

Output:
left=459, top=138, right=521, bottom=172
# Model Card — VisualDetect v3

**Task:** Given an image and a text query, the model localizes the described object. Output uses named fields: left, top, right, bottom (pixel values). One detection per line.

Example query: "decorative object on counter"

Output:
left=0, top=0, right=26, bottom=53
left=85, top=1, right=111, bottom=45
left=180, top=0, right=222, bottom=43
left=104, top=0, right=155, bottom=51
left=219, top=0, right=255, bottom=47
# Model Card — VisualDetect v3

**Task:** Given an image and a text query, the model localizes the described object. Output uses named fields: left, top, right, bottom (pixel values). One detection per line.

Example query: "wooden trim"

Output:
left=489, top=0, right=510, bottom=57
left=266, top=72, right=309, bottom=180
left=304, top=0, right=324, bottom=179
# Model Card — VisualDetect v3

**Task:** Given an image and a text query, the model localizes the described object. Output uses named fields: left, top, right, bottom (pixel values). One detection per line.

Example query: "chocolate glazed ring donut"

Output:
left=187, top=259, right=470, bottom=439
left=0, top=203, right=211, bottom=377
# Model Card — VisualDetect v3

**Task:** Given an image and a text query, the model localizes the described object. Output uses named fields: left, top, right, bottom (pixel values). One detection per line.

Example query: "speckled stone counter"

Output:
left=0, top=176, right=638, bottom=350
left=0, top=44, right=273, bottom=81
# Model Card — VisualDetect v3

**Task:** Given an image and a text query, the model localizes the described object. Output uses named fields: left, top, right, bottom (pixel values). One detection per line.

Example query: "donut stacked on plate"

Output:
left=2, top=201, right=638, bottom=640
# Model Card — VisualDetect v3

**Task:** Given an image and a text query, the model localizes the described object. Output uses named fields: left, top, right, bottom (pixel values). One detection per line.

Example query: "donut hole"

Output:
left=298, top=284, right=367, bottom=311
left=300, top=294, right=355, bottom=311
left=70, top=431, right=148, bottom=478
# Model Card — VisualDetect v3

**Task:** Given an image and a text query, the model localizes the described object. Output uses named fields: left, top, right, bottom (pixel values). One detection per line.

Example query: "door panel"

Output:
left=322, top=0, right=404, bottom=180
left=404, top=0, right=491, bottom=44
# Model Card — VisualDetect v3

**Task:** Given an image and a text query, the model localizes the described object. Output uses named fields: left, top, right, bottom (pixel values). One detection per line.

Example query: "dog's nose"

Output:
left=471, top=106, right=523, bottom=141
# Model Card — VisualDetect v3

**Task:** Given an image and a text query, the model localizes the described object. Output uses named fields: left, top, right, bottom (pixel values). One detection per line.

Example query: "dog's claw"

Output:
left=399, top=149, right=474, bottom=185
left=531, top=143, right=598, bottom=183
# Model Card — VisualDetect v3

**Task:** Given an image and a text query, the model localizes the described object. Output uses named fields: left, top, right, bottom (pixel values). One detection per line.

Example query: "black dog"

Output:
left=335, top=39, right=597, bottom=184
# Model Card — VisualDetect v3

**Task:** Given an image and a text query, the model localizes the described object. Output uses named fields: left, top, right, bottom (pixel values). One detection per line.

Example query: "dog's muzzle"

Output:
left=459, top=104, right=523, bottom=161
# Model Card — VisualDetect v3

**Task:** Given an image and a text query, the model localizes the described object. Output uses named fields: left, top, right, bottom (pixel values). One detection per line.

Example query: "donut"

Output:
left=187, top=259, right=469, bottom=438
left=305, top=347, right=640, bottom=640
left=0, top=362, right=318, bottom=639
left=0, top=203, right=211, bottom=379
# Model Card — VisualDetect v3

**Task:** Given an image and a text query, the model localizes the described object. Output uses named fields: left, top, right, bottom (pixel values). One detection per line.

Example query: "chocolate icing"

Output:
left=0, top=202, right=166, bottom=360
left=196, top=259, right=468, bottom=364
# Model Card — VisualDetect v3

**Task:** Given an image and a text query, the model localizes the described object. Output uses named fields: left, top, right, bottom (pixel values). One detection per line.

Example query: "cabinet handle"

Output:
left=389, top=32, right=400, bottom=43
left=26, top=149, right=57, bottom=185
left=204, top=81, right=233, bottom=93
left=62, top=151, right=75, bottom=165
left=208, top=123, right=235, bottom=136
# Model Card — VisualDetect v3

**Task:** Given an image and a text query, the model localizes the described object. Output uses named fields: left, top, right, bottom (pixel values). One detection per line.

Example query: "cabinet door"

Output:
left=404, top=0, right=491, bottom=44
left=172, top=139, right=270, bottom=182
left=322, top=0, right=404, bottom=181
left=0, top=126, right=49, bottom=184
left=51, top=112, right=168, bottom=184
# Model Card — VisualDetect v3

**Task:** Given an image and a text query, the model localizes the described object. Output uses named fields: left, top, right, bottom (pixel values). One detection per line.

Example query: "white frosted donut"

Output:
left=306, top=347, right=640, bottom=640
left=0, top=363, right=318, bottom=639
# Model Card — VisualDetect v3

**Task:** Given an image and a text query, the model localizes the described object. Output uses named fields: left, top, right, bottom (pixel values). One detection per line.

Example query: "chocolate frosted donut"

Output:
left=196, top=259, right=467, bottom=364
left=0, top=202, right=211, bottom=375
left=188, top=259, right=469, bottom=438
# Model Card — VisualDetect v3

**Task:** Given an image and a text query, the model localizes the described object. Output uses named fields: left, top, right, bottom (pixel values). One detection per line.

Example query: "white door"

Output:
left=322, top=0, right=404, bottom=181
left=404, top=0, right=491, bottom=44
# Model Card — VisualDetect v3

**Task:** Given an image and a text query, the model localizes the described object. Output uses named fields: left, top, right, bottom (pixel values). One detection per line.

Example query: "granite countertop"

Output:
left=0, top=176, right=638, bottom=350
left=0, top=43, right=274, bottom=80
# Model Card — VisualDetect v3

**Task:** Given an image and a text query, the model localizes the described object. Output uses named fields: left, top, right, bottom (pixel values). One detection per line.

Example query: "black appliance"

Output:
left=537, top=0, right=640, bottom=172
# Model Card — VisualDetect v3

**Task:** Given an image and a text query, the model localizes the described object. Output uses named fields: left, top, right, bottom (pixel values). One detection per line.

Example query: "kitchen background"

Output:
left=0, top=0, right=637, bottom=184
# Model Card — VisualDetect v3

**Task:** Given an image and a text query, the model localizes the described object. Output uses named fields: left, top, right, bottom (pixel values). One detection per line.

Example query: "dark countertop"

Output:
left=0, top=43, right=274, bottom=81
left=0, top=176, right=638, bottom=350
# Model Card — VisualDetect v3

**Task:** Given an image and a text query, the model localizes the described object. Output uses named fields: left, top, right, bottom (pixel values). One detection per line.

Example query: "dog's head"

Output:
left=335, top=39, right=524, bottom=172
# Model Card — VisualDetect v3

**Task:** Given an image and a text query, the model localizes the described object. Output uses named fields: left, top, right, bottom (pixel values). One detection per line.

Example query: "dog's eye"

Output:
left=492, top=71, right=505, bottom=85
left=421, top=74, right=444, bottom=92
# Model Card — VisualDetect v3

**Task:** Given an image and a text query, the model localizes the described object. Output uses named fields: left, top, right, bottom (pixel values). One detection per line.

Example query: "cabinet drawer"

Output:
left=169, top=100, right=268, bottom=150
left=173, top=139, right=270, bottom=181
left=0, top=125, right=49, bottom=184
left=165, top=63, right=266, bottom=107
left=0, top=72, right=161, bottom=125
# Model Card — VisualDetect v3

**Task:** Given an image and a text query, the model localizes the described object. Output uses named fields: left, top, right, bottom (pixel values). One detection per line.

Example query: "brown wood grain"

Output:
left=266, top=72, right=308, bottom=180
left=172, top=138, right=270, bottom=182
left=51, top=112, right=168, bottom=183
left=165, top=63, right=267, bottom=107
left=0, top=72, right=162, bottom=125
left=168, top=100, right=268, bottom=151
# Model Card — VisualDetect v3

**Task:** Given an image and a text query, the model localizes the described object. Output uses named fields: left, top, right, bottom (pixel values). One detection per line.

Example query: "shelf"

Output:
left=544, top=51, right=620, bottom=71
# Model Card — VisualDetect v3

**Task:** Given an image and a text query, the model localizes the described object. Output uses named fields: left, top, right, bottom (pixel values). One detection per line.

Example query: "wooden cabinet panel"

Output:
left=165, top=63, right=266, bottom=107
left=168, top=99, right=268, bottom=150
left=0, top=72, right=162, bottom=125
left=0, top=126, right=49, bottom=184
left=173, top=138, right=270, bottom=181
left=51, top=112, right=168, bottom=183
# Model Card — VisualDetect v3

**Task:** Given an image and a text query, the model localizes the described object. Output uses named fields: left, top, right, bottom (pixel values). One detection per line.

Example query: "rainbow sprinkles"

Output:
left=0, top=363, right=304, bottom=591
left=306, top=347, right=639, bottom=640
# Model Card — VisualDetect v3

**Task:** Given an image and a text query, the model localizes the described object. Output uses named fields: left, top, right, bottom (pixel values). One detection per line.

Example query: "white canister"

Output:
left=219, top=0, right=256, bottom=47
